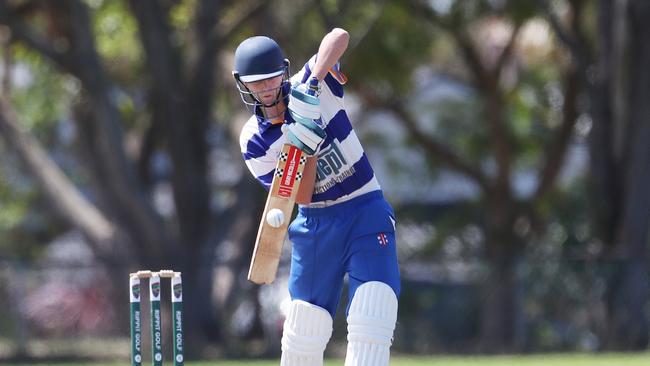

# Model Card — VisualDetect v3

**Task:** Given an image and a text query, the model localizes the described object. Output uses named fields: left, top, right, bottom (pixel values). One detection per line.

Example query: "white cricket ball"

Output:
left=266, top=208, right=285, bottom=228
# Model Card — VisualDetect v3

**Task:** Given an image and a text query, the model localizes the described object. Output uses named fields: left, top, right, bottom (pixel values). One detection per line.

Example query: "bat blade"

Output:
left=248, top=144, right=306, bottom=284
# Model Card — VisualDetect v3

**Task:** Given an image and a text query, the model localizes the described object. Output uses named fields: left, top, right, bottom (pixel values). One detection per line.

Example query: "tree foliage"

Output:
left=0, top=0, right=648, bottom=358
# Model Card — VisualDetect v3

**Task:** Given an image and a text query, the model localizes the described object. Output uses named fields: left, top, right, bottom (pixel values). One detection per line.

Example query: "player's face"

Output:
left=245, top=75, right=284, bottom=106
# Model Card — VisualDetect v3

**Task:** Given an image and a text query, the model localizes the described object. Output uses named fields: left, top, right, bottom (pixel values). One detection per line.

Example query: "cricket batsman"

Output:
left=233, top=28, right=400, bottom=365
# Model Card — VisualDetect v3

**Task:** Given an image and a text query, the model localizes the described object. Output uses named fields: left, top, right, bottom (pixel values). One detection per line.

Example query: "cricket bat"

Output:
left=248, top=143, right=307, bottom=284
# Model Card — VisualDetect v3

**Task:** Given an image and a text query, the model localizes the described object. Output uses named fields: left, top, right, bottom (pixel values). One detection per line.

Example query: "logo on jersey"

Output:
left=316, top=142, right=348, bottom=181
left=314, top=142, right=356, bottom=194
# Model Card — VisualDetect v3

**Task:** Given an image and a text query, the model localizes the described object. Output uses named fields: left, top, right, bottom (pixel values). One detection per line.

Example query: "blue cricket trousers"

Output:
left=287, top=190, right=401, bottom=317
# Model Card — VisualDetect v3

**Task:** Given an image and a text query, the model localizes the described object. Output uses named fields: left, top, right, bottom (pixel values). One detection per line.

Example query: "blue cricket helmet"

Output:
left=233, top=36, right=288, bottom=82
left=232, top=36, right=291, bottom=116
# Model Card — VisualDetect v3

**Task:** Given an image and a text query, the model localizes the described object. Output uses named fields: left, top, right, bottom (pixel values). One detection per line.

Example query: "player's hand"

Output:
left=288, top=77, right=321, bottom=119
left=282, top=118, right=326, bottom=156
left=285, top=78, right=326, bottom=155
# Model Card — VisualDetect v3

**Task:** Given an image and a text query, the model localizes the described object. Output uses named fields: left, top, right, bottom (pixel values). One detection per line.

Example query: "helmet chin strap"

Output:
left=258, top=87, right=286, bottom=120
left=260, top=102, right=285, bottom=121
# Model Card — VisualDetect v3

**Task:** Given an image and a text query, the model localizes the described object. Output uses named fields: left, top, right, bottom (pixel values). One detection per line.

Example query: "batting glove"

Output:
left=285, top=78, right=326, bottom=156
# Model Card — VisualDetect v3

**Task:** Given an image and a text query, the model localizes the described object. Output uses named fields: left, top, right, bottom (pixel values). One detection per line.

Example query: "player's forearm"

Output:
left=311, top=28, right=349, bottom=81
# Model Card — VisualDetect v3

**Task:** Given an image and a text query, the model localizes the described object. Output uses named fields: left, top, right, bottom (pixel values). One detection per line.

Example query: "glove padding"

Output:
left=282, top=118, right=326, bottom=156
left=289, top=82, right=321, bottom=119
left=285, top=83, right=326, bottom=155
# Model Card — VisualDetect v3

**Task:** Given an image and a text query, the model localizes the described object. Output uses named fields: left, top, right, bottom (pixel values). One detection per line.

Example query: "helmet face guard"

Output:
left=232, top=36, right=291, bottom=120
left=233, top=59, right=290, bottom=119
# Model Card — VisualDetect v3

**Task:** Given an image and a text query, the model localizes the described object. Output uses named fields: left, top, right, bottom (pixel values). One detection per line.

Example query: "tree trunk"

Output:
left=606, top=259, right=649, bottom=349
left=178, top=249, right=219, bottom=357
left=604, top=0, right=650, bottom=350
left=479, top=195, right=523, bottom=352
left=0, top=0, right=268, bottom=355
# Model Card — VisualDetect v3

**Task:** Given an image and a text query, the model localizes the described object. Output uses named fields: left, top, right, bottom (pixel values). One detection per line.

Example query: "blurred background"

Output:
left=0, top=0, right=649, bottom=363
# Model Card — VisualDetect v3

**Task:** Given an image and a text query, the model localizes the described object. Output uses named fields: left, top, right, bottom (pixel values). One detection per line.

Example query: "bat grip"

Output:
left=307, top=77, right=319, bottom=96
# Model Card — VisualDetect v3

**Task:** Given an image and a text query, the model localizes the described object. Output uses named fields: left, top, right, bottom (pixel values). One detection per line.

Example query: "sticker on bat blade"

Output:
left=277, top=146, right=303, bottom=198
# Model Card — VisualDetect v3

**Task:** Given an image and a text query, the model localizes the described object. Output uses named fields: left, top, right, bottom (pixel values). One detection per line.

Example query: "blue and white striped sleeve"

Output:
left=240, top=117, right=284, bottom=191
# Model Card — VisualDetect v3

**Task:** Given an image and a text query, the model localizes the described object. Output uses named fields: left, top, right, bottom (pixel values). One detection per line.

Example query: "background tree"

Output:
left=0, top=0, right=396, bottom=357
left=543, top=0, right=650, bottom=350
left=0, top=0, right=648, bottom=360
left=347, top=0, right=582, bottom=351
left=0, top=0, right=270, bottom=355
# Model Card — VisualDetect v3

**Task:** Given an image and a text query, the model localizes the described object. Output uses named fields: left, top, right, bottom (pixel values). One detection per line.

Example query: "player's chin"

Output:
left=261, top=97, right=276, bottom=105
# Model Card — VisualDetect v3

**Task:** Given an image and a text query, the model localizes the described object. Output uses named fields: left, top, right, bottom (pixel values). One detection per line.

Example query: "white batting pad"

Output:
left=345, top=281, right=398, bottom=366
left=281, top=300, right=333, bottom=366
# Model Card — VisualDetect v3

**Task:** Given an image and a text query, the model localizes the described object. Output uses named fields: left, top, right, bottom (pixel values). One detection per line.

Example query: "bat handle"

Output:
left=307, top=76, right=319, bottom=96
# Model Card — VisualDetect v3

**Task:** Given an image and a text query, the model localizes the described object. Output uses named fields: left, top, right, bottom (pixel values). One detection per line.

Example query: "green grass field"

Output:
left=3, top=353, right=649, bottom=366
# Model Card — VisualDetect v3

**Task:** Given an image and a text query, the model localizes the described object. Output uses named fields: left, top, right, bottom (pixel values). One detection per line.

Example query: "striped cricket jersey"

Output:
left=239, top=55, right=381, bottom=207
